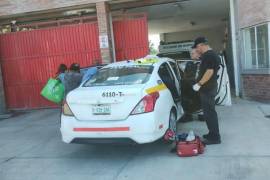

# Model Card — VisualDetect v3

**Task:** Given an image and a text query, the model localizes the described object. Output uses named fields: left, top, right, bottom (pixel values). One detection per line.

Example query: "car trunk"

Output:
left=67, top=85, right=145, bottom=121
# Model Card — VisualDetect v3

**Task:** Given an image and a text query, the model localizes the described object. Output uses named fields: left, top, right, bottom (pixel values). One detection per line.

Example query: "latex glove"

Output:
left=193, top=83, right=201, bottom=92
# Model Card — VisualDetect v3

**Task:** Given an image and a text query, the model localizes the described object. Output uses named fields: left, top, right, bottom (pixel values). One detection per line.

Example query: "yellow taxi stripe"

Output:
left=146, top=83, right=167, bottom=94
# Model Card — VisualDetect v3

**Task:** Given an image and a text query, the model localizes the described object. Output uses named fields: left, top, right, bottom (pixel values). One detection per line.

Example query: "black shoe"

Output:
left=203, top=133, right=220, bottom=140
left=203, top=133, right=210, bottom=139
left=202, top=138, right=221, bottom=145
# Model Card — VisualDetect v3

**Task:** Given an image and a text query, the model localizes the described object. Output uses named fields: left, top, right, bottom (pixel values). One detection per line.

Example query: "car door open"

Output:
left=215, top=55, right=232, bottom=106
left=158, top=63, right=180, bottom=102
left=176, top=55, right=232, bottom=107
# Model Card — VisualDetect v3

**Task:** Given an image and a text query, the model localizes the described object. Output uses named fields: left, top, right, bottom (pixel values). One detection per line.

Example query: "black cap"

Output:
left=192, top=37, right=208, bottom=48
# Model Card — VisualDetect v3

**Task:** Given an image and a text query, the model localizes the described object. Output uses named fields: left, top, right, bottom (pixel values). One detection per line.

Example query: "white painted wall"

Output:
left=164, top=26, right=226, bottom=52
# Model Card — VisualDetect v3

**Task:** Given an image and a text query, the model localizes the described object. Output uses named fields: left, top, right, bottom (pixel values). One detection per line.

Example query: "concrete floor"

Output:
left=0, top=99, right=270, bottom=180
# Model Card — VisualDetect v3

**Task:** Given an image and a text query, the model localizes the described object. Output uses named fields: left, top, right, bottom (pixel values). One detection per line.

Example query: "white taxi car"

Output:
left=61, top=56, right=183, bottom=144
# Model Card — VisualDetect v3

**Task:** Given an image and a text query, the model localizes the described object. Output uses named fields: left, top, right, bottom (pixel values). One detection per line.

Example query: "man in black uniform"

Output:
left=192, top=37, right=221, bottom=145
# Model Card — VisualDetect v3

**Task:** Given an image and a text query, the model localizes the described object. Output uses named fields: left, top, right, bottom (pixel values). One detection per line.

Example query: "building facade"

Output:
left=238, top=0, right=270, bottom=102
left=0, top=0, right=269, bottom=109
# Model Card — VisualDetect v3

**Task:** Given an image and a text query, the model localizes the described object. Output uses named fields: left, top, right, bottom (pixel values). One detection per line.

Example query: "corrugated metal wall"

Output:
left=0, top=22, right=101, bottom=109
left=0, top=14, right=149, bottom=109
left=113, top=14, right=149, bottom=61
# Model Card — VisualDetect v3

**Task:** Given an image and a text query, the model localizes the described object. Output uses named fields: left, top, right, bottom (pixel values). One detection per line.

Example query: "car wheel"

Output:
left=169, top=109, right=177, bottom=135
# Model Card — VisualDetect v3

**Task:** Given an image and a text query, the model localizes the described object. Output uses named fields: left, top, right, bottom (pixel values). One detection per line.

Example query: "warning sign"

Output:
left=99, top=35, right=109, bottom=49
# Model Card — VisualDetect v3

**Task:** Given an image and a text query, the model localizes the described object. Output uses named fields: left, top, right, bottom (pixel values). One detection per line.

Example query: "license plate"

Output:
left=92, top=105, right=111, bottom=115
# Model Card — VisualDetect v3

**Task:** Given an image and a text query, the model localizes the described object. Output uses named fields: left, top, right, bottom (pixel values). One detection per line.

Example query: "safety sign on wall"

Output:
left=99, top=35, right=109, bottom=49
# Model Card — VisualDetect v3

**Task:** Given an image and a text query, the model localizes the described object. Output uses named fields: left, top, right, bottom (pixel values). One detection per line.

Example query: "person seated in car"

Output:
left=81, top=60, right=100, bottom=83
left=179, top=48, right=204, bottom=122
left=64, top=63, right=83, bottom=96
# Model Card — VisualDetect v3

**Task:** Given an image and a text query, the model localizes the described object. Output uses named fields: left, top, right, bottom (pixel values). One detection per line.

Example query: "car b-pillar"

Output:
left=96, top=1, right=114, bottom=64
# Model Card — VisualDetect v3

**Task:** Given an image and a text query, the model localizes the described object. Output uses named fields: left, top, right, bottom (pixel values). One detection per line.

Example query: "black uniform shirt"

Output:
left=197, top=50, right=220, bottom=92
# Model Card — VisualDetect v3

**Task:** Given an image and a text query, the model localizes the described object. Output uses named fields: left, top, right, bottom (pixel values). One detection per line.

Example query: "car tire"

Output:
left=161, top=109, right=177, bottom=145
left=169, top=108, right=177, bottom=135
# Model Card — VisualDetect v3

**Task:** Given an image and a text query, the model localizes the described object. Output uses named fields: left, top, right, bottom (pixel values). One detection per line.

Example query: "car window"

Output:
left=158, top=63, right=180, bottom=99
left=158, top=63, right=175, bottom=83
left=83, top=65, right=153, bottom=87
left=169, top=62, right=181, bottom=82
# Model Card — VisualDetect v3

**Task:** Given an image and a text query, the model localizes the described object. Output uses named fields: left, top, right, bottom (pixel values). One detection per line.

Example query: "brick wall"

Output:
left=0, top=0, right=108, bottom=16
left=238, top=0, right=270, bottom=103
left=242, top=74, right=270, bottom=102
left=96, top=1, right=113, bottom=64
left=238, top=0, right=270, bottom=28
left=96, top=1, right=110, bottom=34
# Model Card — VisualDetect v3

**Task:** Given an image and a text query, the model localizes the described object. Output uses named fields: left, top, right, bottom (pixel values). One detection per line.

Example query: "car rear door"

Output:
left=176, top=58, right=232, bottom=106
left=158, top=63, right=180, bottom=101
left=168, top=61, right=182, bottom=99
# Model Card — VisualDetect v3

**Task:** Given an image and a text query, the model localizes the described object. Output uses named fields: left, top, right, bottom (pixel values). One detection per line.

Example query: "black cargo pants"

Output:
left=200, top=87, right=220, bottom=139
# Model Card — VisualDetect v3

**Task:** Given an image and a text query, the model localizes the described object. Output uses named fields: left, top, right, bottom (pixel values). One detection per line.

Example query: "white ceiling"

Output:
left=127, top=0, right=230, bottom=34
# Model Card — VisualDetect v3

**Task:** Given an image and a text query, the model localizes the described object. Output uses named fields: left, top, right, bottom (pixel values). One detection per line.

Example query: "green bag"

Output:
left=41, top=78, right=65, bottom=104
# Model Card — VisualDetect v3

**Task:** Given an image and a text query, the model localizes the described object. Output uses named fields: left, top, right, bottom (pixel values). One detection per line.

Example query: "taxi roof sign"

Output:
left=135, top=56, right=160, bottom=64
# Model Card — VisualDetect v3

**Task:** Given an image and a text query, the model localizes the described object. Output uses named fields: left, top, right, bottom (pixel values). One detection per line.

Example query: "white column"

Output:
left=268, top=23, right=270, bottom=70
left=230, top=0, right=240, bottom=97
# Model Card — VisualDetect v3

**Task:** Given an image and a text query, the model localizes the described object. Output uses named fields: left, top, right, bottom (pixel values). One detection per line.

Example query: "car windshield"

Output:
left=83, top=65, right=154, bottom=87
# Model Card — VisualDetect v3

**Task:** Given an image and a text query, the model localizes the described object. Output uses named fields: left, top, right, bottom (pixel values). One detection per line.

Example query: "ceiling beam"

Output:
left=0, top=3, right=96, bottom=25
left=0, top=0, right=191, bottom=26
left=110, top=0, right=190, bottom=10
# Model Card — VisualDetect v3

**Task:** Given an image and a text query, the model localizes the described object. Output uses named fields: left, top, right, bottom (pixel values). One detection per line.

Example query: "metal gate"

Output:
left=0, top=22, right=101, bottom=109
left=0, top=14, right=149, bottom=109
left=113, top=14, right=149, bottom=61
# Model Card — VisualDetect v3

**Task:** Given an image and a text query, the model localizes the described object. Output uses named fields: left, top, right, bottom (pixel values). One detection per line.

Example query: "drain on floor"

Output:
left=265, top=115, right=270, bottom=119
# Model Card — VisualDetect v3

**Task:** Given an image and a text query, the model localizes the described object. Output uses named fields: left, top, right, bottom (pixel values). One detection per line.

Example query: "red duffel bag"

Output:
left=177, top=136, right=205, bottom=157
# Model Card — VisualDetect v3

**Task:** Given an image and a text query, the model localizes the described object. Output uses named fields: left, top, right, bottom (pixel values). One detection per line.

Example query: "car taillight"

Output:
left=131, top=92, right=160, bottom=115
left=62, top=100, right=74, bottom=116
